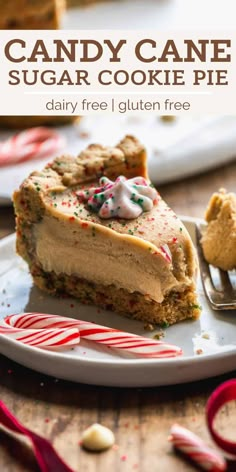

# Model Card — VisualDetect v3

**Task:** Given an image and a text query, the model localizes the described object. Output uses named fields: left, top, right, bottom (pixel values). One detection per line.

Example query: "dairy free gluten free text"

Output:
left=45, top=98, right=191, bottom=114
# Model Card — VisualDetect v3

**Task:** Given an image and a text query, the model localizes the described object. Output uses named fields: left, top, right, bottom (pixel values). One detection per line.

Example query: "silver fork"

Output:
left=195, top=224, right=236, bottom=310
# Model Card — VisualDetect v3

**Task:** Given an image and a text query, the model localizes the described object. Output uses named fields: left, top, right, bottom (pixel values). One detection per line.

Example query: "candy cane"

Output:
left=169, top=424, right=226, bottom=471
left=0, top=127, right=65, bottom=167
left=0, top=313, right=182, bottom=358
left=0, top=324, right=80, bottom=349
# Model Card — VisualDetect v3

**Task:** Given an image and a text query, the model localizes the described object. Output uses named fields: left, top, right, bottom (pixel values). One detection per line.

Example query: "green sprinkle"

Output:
left=161, top=321, right=169, bottom=328
left=191, top=304, right=202, bottom=310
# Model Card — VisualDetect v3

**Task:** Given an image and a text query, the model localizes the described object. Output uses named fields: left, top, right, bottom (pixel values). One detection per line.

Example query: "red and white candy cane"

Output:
left=169, top=424, right=226, bottom=471
left=0, top=312, right=182, bottom=358
left=0, top=127, right=65, bottom=167
left=0, top=324, right=80, bottom=349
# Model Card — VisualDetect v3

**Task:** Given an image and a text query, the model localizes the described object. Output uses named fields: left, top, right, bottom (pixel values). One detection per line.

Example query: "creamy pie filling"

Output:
left=35, top=215, right=192, bottom=303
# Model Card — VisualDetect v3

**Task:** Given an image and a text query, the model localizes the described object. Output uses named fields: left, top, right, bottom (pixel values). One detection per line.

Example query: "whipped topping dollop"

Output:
left=77, top=176, right=158, bottom=219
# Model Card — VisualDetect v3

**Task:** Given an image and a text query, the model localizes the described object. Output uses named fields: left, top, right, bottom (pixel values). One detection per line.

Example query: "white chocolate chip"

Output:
left=81, top=423, right=115, bottom=451
left=201, top=332, right=210, bottom=339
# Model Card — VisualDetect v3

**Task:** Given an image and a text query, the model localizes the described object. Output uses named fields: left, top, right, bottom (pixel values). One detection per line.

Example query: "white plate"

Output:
left=0, top=217, right=236, bottom=387
left=63, top=0, right=236, bottom=30
left=1, top=115, right=236, bottom=204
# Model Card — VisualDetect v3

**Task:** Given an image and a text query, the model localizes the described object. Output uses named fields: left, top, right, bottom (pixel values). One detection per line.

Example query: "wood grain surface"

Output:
left=0, top=159, right=236, bottom=472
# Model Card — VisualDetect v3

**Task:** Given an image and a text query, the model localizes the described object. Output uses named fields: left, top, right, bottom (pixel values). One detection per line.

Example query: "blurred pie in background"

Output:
left=0, top=0, right=65, bottom=29
left=0, top=0, right=78, bottom=128
left=0, top=116, right=80, bottom=129
left=68, top=0, right=111, bottom=4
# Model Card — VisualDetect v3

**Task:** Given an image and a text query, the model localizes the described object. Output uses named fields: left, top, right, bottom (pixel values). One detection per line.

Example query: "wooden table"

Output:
left=0, top=160, right=236, bottom=472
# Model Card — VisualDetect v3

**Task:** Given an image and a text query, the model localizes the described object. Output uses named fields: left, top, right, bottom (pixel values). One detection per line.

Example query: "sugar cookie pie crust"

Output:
left=13, top=135, right=201, bottom=326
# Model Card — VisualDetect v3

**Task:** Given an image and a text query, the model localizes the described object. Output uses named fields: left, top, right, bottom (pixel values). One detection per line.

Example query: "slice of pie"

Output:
left=0, top=1, right=77, bottom=129
left=13, top=135, right=200, bottom=326
left=0, top=116, right=79, bottom=129
left=0, top=0, right=65, bottom=29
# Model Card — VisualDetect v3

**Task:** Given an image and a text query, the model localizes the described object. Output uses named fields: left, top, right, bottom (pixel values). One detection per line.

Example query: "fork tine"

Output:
left=195, top=223, right=215, bottom=291
left=195, top=223, right=236, bottom=310
left=219, top=270, right=234, bottom=294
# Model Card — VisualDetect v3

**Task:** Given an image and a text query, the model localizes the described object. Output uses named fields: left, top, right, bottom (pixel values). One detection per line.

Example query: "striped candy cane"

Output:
left=0, top=313, right=182, bottom=358
left=169, top=424, right=226, bottom=471
left=0, top=324, right=80, bottom=349
left=0, top=127, right=65, bottom=167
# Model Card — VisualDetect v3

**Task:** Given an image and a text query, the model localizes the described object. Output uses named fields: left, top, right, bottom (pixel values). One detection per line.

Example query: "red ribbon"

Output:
left=206, top=379, right=236, bottom=457
left=1, top=380, right=236, bottom=471
left=0, top=401, right=75, bottom=472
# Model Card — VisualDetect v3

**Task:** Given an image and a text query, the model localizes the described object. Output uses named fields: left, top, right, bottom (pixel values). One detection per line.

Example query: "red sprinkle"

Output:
left=112, top=444, right=119, bottom=451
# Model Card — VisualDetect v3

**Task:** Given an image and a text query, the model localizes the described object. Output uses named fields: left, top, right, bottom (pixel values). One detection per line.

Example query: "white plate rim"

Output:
left=1, top=217, right=236, bottom=371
